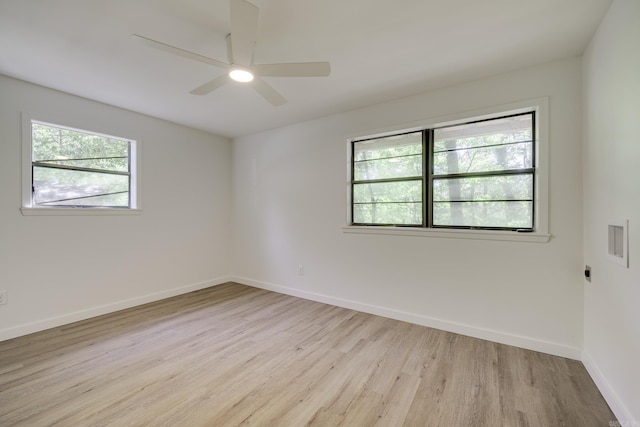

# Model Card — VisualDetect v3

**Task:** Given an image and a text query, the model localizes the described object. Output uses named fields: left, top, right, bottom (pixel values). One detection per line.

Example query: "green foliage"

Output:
left=353, top=133, right=424, bottom=224
left=353, top=180, right=422, bottom=225
left=354, top=132, right=422, bottom=161
left=32, top=123, right=129, bottom=170
left=433, top=201, right=532, bottom=228
left=354, top=202, right=423, bottom=225
left=354, top=133, right=422, bottom=181
left=352, top=113, right=534, bottom=228
left=433, top=141, right=532, bottom=175
left=432, top=175, right=533, bottom=202
left=31, top=122, right=131, bottom=207
left=433, top=124, right=533, bottom=175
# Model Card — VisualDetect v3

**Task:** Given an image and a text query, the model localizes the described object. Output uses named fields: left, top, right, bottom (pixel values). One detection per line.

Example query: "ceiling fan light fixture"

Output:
left=229, top=68, right=254, bottom=82
left=134, top=0, right=330, bottom=105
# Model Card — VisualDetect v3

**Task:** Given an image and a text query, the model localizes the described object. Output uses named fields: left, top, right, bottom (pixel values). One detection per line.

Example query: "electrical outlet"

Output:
left=298, top=265, right=304, bottom=276
left=0, top=290, right=7, bottom=305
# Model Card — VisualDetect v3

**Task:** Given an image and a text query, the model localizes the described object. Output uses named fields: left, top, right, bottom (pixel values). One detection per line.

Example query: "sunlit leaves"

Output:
left=433, top=141, right=532, bottom=175
left=33, top=167, right=129, bottom=206
left=433, top=201, right=532, bottom=228
left=354, top=202, right=423, bottom=225
left=352, top=112, right=535, bottom=229
left=354, top=132, right=422, bottom=180
left=354, top=132, right=422, bottom=161
left=31, top=122, right=131, bottom=207
left=432, top=175, right=533, bottom=201
left=432, top=114, right=534, bottom=228
left=433, top=115, right=533, bottom=176
left=354, top=180, right=422, bottom=225
left=353, top=132, right=423, bottom=225
left=32, top=123, right=129, bottom=169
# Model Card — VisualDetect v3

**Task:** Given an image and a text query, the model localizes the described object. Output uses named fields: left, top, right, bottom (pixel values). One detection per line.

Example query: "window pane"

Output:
left=39, top=192, right=130, bottom=207
left=32, top=123, right=129, bottom=171
left=354, top=203, right=423, bottom=225
left=433, top=142, right=532, bottom=175
left=353, top=180, right=422, bottom=225
left=433, top=114, right=533, bottom=175
left=353, top=181, right=422, bottom=203
left=433, top=201, right=532, bottom=228
left=33, top=166, right=129, bottom=207
left=354, top=132, right=422, bottom=180
left=433, top=174, right=533, bottom=202
left=30, top=121, right=133, bottom=208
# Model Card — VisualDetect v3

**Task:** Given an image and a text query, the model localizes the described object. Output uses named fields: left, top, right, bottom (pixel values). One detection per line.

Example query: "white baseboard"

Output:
left=232, top=276, right=582, bottom=360
left=582, top=351, right=638, bottom=427
left=0, top=276, right=232, bottom=342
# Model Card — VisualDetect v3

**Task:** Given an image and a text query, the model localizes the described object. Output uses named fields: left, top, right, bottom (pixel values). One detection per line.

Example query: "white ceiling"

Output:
left=0, top=0, right=612, bottom=138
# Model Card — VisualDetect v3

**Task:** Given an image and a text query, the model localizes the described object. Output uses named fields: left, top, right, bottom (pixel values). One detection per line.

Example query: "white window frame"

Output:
left=21, top=113, right=142, bottom=216
left=343, top=98, right=550, bottom=243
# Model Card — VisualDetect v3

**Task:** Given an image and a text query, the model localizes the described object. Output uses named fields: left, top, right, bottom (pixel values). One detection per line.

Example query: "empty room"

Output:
left=0, top=0, right=638, bottom=425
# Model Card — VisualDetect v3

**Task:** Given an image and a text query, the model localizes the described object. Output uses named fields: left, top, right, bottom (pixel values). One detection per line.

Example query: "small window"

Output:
left=351, top=112, right=535, bottom=231
left=26, top=120, right=137, bottom=209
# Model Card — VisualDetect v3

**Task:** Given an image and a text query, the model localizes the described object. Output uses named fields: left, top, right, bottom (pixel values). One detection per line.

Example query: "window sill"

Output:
left=342, top=226, right=550, bottom=243
left=21, top=207, right=143, bottom=216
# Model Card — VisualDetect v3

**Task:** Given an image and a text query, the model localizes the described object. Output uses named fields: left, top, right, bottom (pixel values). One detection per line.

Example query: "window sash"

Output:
left=352, top=178, right=424, bottom=226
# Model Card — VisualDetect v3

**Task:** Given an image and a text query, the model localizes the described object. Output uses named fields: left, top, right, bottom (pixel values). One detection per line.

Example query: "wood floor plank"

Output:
left=0, top=282, right=617, bottom=426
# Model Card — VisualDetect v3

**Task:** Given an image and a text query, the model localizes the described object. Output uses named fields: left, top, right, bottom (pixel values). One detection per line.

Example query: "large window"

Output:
left=24, top=120, right=138, bottom=210
left=351, top=112, right=535, bottom=231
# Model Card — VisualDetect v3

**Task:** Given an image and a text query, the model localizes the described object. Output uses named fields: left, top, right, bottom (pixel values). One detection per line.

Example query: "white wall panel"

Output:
left=582, top=0, right=640, bottom=423
left=232, top=57, right=585, bottom=359
left=0, top=75, right=232, bottom=340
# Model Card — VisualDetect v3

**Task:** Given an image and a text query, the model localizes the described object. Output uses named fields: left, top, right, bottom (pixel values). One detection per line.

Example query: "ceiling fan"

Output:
left=132, top=0, right=331, bottom=106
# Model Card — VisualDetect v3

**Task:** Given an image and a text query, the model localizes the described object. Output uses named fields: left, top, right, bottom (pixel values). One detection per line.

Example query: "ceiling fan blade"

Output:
left=230, top=0, right=259, bottom=67
left=190, top=75, right=230, bottom=95
left=132, top=34, right=229, bottom=69
left=252, top=78, right=287, bottom=106
left=253, top=62, right=331, bottom=77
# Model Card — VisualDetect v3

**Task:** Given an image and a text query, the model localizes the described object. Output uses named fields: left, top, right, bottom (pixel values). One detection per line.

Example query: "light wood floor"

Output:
left=0, top=282, right=615, bottom=426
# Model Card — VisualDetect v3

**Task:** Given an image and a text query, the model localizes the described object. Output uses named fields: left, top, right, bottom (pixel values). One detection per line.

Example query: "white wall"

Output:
left=582, top=0, right=640, bottom=424
left=0, top=75, right=232, bottom=341
left=232, top=57, right=585, bottom=359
